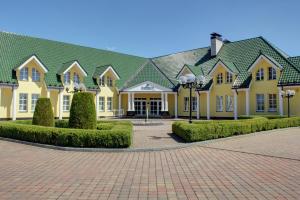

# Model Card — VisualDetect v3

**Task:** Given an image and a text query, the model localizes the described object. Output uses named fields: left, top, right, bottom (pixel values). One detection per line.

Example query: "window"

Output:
left=256, top=94, right=264, bottom=112
left=216, top=96, right=223, bottom=112
left=20, top=67, right=28, bottom=81
left=192, top=97, right=197, bottom=111
left=107, top=77, right=113, bottom=87
left=216, top=73, right=223, bottom=84
left=64, top=72, right=71, bottom=84
left=184, top=97, right=189, bottom=111
left=256, top=68, right=264, bottom=81
left=19, top=93, right=28, bottom=112
left=63, top=95, right=70, bottom=111
left=107, top=97, right=113, bottom=111
left=31, top=94, right=39, bottom=112
left=268, top=94, right=277, bottom=112
left=32, top=68, right=40, bottom=82
left=268, top=67, right=276, bottom=80
left=226, top=72, right=233, bottom=83
left=99, top=96, right=105, bottom=111
left=73, top=73, right=80, bottom=84
left=225, top=95, right=233, bottom=112
left=99, top=76, right=105, bottom=86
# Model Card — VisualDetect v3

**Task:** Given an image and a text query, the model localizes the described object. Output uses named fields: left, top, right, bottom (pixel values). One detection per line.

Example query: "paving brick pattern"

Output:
left=1, top=139, right=300, bottom=200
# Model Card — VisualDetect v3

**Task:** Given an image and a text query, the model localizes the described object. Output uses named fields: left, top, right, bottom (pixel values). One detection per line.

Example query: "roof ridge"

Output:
left=260, top=36, right=300, bottom=73
left=150, top=59, right=176, bottom=87
left=151, top=46, right=210, bottom=59
left=0, top=31, right=146, bottom=59
left=289, top=56, right=300, bottom=59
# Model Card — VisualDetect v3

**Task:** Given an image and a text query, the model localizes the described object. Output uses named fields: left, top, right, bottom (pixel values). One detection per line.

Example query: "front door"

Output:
left=134, top=98, right=146, bottom=116
left=150, top=98, right=161, bottom=116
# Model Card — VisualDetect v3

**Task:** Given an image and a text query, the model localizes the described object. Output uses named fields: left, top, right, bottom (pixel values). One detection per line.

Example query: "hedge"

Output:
left=69, top=92, right=97, bottom=129
left=172, top=117, right=300, bottom=142
left=32, top=98, right=54, bottom=127
left=0, top=121, right=133, bottom=148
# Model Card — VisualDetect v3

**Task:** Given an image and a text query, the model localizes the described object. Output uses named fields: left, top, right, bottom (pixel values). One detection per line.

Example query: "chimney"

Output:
left=210, top=32, right=223, bottom=56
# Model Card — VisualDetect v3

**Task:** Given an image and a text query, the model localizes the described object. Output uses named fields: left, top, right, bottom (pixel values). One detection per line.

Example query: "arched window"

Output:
left=256, top=68, right=264, bottom=81
left=32, top=68, right=40, bottom=82
left=268, top=67, right=276, bottom=80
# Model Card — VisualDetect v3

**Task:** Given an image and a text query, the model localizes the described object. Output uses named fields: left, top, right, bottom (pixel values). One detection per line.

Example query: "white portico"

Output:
left=119, top=81, right=177, bottom=118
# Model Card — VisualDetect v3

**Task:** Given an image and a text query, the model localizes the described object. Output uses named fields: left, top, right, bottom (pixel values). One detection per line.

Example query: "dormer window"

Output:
left=64, top=72, right=71, bottom=84
left=216, top=73, right=223, bottom=84
left=268, top=67, right=276, bottom=80
left=107, top=77, right=113, bottom=87
left=73, top=72, right=80, bottom=84
left=99, top=76, right=105, bottom=86
left=226, top=72, right=233, bottom=83
left=32, top=68, right=40, bottom=82
left=20, top=67, right=29, bottom=81
left=256, top=68, right=264, bottom=81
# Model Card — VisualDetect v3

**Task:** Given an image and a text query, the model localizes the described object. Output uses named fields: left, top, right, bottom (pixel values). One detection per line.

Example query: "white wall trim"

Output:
left=11, top=86, right=17, bottom=121
left=278, top=87, right=284, bottom=116
left=62, top=61, right=87, bottom=77
left=122, top=81, right=173, bottom=92
left=247, top=54, right=282, bottom=72
left=208, top=60, right=236, bottom=77
left=99, top=66, right=120, bottom=80
left=17, top=55, right=48, bottom=73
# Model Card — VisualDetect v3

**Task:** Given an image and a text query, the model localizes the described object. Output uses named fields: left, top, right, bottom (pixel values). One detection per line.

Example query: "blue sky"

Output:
left=0, top=0, right=299, bottom=57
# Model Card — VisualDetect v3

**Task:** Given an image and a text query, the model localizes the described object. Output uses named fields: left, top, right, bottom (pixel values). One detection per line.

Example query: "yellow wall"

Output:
left=283, top=86, right=300, bottom=116
left=15, top=60, right=48, bottom=118
left=249, top=58, right=281, bottom=115
left=209, top=64, right=235, bottom=118
left=0, top=87, right=12, bottom=119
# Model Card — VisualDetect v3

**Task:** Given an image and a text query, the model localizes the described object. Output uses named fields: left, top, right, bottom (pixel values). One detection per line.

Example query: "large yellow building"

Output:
left=0, top=32, right=299, bottom=120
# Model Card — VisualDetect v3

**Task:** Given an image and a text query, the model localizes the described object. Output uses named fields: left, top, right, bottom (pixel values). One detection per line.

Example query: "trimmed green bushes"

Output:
left=69, top=92, right=96, bottom=129
left=0, top=121, right=132, bottom=148
left=173, top=117, right=300, bottom=142
left=32, top=98, right=54, bottom=127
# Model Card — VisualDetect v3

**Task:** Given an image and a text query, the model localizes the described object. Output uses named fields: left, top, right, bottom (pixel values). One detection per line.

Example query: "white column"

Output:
left=47, top=90, right=50, bottom=98
left=131, top=93, right=135, bottom=111
left=11, top=86, right=17, bottom=121
left=278, top=87, right=283, bottom=116
left=164, top=93, right=168, bottom=111
left=174, top=93, right=178, bottom=118
left=127, top=92, right=131, bottom=111
left=245, top=89, right=250, bottom=116
left=234, top=91, right=238, bottom=120
left=59, top=89, right=63, bottom=120
left=206, top=92, right=210, bottom=120
left=95, top=91, right=100, bottom=118
left=196, top=92, right=200, bottom=119
left=118, top=93, right=122, bottom=117
left=161, top=92, right=165, bottom=111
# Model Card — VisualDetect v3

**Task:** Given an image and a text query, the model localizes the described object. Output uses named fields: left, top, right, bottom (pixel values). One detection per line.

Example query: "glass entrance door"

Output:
left=150, top=98, right=161, bottom=116
left=134, top=98, right=146, bottom=116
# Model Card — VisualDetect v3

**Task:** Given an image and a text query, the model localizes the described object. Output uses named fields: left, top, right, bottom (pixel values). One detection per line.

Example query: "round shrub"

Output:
left=32, top=98, right=54, bottom=127
left=69, top=92, right=96, bottom=129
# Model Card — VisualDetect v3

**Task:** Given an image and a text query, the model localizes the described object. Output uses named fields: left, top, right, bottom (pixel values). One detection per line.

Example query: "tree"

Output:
left=32, top=98, right=54, bottom=127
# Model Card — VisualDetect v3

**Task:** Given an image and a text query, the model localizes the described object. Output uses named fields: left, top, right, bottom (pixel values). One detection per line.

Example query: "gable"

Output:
left=15, top=55, right=48, bottom=73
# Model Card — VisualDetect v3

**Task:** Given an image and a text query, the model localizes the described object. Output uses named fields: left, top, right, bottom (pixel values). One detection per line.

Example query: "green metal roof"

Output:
left=0, top=31, right=146, bottom=89
left=0, top=31, right=299, bottom=90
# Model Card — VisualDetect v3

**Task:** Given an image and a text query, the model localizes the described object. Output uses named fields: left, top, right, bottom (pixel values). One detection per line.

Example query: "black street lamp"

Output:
left=179, top=74, right=205, bottom=123
left=280, top=89, right=296, bottom=117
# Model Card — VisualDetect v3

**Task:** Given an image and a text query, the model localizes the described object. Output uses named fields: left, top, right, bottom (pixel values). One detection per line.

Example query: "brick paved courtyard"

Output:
left=1, top=127, right=300, bottom=200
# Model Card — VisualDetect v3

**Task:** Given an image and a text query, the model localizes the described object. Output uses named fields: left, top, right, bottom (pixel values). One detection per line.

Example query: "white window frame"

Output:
left=20, top=67, right=29, bottom=81
left=256, top=68, right=264, bottom=81
left=31, top=94, right=40, bottom=112
left=99, top=96, right=105, bottom=111
left=268, top=94, right=277, bottom=112
left=32, top=68, right=40, bottom=82
left=192, top=97, right=197, bottom=112
left=226, top=72, right=233, bottom=83
left=216, top=73, right=223, bottom=84
left=184, top=97, right=189, bottom=111
left=99, top=76, right=105, bottom=86
left=107, top=97, right=113, bottom=111
left=19, top=93, right=28, bottom=112
left=107, top=77, right=113, bottom=87
left=268, top=67, right=276, bottom=80
left=225, top=95, right=233, bottom=112
left=216, top=96, right=223, bottom=112
left=73, top=72, right=80, bottom=84
left=63, top=95, right=70, bottom=112
left=64, top=72, right=71, bottom=84
left=256, top=94, right=265, bottom=112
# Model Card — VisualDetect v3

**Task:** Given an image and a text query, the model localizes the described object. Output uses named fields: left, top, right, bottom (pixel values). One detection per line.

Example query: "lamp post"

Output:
left=66, top=83, right=86, bottom=94
left=280, top=89, right=296, bottom=117
left=179, top=74, right=205, bottom=123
